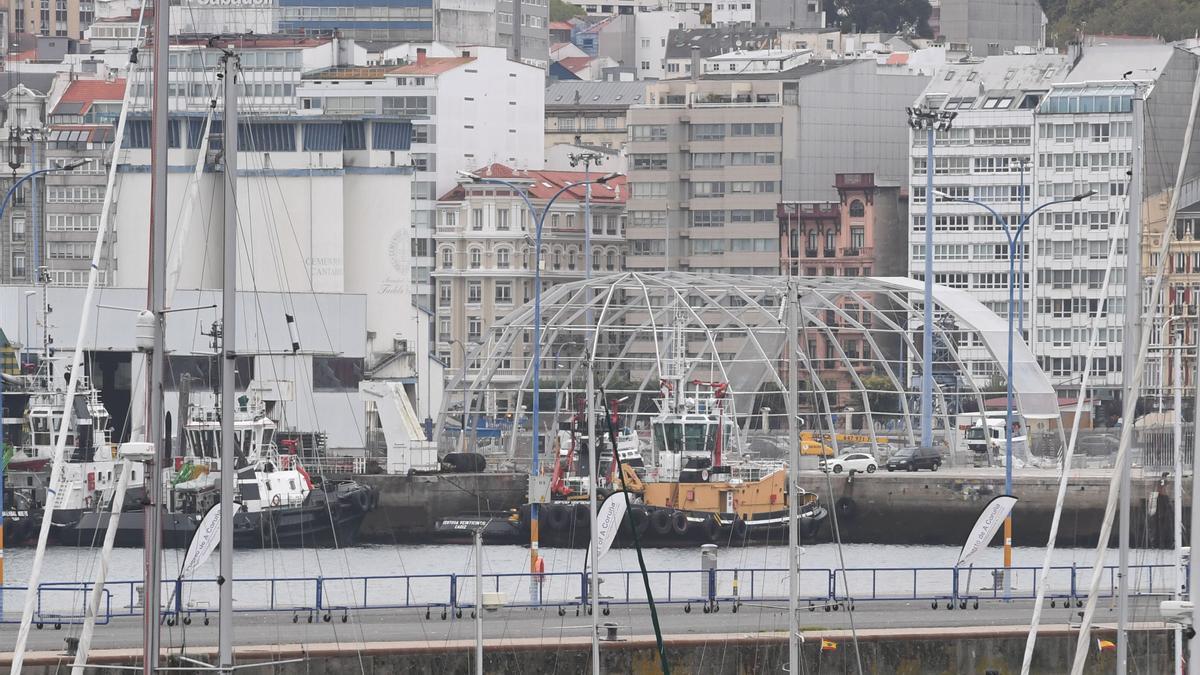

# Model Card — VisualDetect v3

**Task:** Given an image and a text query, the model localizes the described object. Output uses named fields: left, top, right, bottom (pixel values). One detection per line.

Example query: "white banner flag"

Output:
left=180, top=503, right=221, bottom=579
left=595, top=492, right=629, bottom=560
left=956, top=495, right=1018, bottom=568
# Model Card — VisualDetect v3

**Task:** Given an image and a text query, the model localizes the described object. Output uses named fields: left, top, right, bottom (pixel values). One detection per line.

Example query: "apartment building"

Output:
left=3, top=0, right=93, bottom=38
left=545, top=80, right=646, bottom=150
left=937, top=0, right=1045, bottom=56
left=431, top=164, right=627, bottom=410
left=437, top=0, right=550, bottom=68
left=1141, top=178, right=1200, bottom=395
left=299, top=45, right=546, bottom=309
left=910, top=37, right=1200, bottom=403
left=623, top=58, right=928, bottom=274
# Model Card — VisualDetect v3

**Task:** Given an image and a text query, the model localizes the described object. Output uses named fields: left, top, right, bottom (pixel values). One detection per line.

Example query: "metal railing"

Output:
left=0, top=562, right=1179, bottom=626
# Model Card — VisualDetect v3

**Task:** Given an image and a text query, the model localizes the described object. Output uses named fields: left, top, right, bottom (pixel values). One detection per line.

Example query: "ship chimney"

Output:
left=417, top=47, right=427, bottom=65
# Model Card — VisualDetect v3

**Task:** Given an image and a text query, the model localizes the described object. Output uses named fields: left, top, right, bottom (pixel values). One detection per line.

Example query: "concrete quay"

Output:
left=802, top=467, right=1183, bottom=548
left=355, top=468, right=1183, bottom=547
left=3, top=620, right=1175, bottom=674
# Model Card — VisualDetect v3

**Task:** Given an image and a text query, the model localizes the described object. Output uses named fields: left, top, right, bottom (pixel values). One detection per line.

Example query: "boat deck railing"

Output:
left=0, top=562, right=1181, bottom=626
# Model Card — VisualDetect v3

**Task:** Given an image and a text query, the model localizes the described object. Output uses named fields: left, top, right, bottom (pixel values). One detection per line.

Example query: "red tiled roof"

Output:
left=6, top=49, right=36, bottom=62
left=549, top=21, right=574, bottom=31
left=885, top=53, right=909, bottom=65
left=392, top=56, right=475, bottom=75
left=59, top=78, right=127, bottom=105
left=439, top=163, right=627, bottom=204
left=557, top=56, right=592, bottom=73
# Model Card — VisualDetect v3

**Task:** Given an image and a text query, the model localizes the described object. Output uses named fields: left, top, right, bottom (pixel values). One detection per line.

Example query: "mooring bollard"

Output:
left=602, top=622, right=620, bottom=641
left=701, top=543, right=718, bottom=602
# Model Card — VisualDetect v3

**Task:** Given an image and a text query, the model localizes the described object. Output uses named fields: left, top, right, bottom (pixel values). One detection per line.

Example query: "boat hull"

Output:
left=446, top=501, right=829, bottom=548
left=45, top=482, right=378, bottom=549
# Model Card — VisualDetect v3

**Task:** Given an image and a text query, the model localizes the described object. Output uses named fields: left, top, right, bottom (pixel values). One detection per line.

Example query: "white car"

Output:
left=819, top=452, right=878, bottom=474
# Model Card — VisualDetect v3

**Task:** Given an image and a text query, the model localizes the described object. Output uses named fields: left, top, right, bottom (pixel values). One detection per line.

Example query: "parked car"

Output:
left=820, top=452, right=878, bottom=474
left=886, top=446, right=943, bottom=472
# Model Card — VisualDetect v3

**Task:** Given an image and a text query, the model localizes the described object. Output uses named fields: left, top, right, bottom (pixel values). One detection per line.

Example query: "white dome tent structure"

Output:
left=436, top=272, right=1061, bottom=468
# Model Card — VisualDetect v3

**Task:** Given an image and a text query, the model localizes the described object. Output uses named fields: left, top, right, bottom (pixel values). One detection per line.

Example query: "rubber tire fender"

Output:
left=670, top=511, right=689, bottom=536
left=650, top=508, right=673, bottom=535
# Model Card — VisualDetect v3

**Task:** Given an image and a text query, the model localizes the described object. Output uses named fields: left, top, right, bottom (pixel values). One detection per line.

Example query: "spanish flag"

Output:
left=821, top=639, right=838, bottom=652
left=1097, top=639, right=1116, bottom=652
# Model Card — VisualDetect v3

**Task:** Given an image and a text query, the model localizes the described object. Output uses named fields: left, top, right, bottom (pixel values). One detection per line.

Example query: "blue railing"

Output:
left=0, top=563, right=1182, bottom=626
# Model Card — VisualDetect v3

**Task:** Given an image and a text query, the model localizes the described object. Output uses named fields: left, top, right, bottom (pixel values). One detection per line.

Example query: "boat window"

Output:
left=201, top=431, right=216, bottom=458
left=241, top=430, right=253, bottom=458
left=262, top=428, right=274, bottom=449
left=289, top=479, right=297, bottom=490
left=653, top=423, right=682, bottom=454
left=684, top=423, right=710, bottom=453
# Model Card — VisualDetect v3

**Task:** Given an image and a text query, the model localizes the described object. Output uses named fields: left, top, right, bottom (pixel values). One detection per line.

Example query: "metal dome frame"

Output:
left=437, top=271, right=1059, bottom=460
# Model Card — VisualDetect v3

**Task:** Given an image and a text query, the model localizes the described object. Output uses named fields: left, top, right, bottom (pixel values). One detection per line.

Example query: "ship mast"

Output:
left=217, top=45, right=240, bottom=672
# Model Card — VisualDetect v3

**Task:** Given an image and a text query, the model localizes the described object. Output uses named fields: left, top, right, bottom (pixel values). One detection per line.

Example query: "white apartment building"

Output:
left=911, top=37, right=1200, bottom=403
left=432, top=164, right=627, bottom=412
left=907, top=53, right=1070, bottom=387
left=298, top=44, right=545, bottom=309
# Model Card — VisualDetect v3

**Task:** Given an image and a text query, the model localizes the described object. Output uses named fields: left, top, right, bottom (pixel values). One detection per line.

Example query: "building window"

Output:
left=497, top=209, right=510, bottom=230
left=444, top=211, right=457, bottom=228
left=495, top=281, right=513, bottom=304
left=472, top=208, right=483, bottom=230
left=850, top=227, right=864, bottom=250
left=469, top=248, right=482, bottom=269
left=11, top=253, right=24, bottom=278
left=497, top=248, right=511, bottom=269
left=467, top=318, right=482, bottom=341
left=467, top=281, right=482, bottom=303
left=11, top=217, right=25, bottom=242
left=849, top=200, right=865, bottom=218
left=441, top=248, right=454, bottom=269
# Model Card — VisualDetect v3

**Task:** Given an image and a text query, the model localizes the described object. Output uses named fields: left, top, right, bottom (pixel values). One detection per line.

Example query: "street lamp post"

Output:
left=458, top=168, right=621, bottom=603
left=906, top=106, right=956, bottom=447
left=935, top=187, right=1095, bottom=589
left=0, top=158, right=87, bottom=615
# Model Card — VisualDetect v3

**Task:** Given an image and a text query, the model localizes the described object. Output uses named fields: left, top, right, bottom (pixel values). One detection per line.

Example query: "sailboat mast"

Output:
left=142, top=0, right=170, bottom=666
left=218, top=46, right=239, bottom=672
left=786, top=281, right=800, bottom=673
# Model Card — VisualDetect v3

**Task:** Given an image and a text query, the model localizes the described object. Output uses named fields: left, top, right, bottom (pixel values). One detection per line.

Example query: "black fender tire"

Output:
left=546, top=504, right=571, bottom=531
left=630, top=505, right=650, bottom=535
left=651, top=508, right=673, bottom=536
left=574, top=503, right=589, bottom=526
left=732, top=518, right=749, bottom=540
left=670, top=511, right=689, bottom=536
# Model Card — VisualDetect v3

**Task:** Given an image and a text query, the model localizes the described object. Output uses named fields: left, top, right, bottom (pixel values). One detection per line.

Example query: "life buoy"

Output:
left=670, top=511, right=689, bottom=536
left=533, top=555, right=546, bottom=583
left=835, top=496, right=858, bottom=521
left=650, top=508, right=673, bottom=535
left=271, top=494, right=282, bottom=507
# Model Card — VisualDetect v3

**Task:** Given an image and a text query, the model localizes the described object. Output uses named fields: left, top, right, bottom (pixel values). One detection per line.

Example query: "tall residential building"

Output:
left=937, top=0, right=1045, bottom=56
left=437, top=0, right=549, bottom=68
left=432, top=164, right=627, bottom=412
left=298, top=44, right=546, bottom=308
left=623, top=58, right=928, bottom=274
left=3, top=0, right=93, bottom=38
left=909, top=37, right=1200, bottom=404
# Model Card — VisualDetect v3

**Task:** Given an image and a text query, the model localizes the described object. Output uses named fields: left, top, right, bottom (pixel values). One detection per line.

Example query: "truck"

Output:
left=959, top=412, right=1026, bottom=467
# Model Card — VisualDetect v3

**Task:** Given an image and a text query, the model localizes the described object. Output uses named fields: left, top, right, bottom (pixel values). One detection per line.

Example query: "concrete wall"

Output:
left=938, top=0, right=1045, bottom=55
left=13, top=627, right=1172, bottom=673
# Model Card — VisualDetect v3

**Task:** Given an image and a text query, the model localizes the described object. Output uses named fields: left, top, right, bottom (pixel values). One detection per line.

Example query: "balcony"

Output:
left=805, top=248, right=819, bottom=258
left=841, top=246, right=873, bottom=258
left=823, top=248, right=836, bottom=258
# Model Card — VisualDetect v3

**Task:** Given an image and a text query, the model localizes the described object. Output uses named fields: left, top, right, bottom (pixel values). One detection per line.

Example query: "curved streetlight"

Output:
left=934, top=186, right=1095, bottom=586
left=455, top=168, right=621, bottom=592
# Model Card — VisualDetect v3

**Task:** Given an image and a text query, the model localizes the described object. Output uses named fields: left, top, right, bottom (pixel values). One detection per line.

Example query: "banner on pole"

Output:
left=956, top=495, right=1018, bottom=567
left=596, top=492, right=628, bottom=560
left=179, top=503, right=221, bottom=579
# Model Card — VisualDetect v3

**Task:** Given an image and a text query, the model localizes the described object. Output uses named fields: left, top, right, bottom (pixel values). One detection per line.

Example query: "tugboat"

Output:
left=58, top=392, right=379, bottom=548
